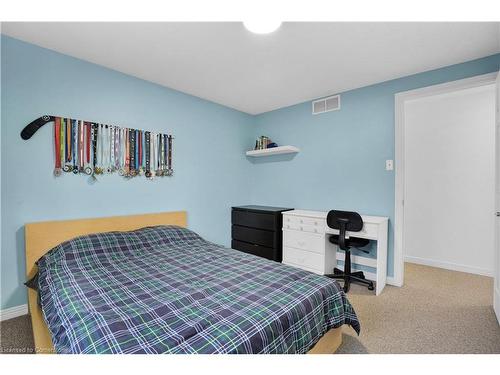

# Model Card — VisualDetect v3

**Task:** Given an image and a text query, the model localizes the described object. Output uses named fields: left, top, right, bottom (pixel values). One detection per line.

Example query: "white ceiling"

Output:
left=2, top=22, right=499, bottom=114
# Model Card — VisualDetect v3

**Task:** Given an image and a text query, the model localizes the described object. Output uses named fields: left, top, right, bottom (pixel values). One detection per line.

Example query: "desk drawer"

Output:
left=328, top=222, right=377, bottom=239
left=283, top=215, right=323, bottom=228
left=232, top=225, right=275, bottom=248
left=358, top=222, right=378, bottom=239
left=232, top=210, right=276, bottom=231
left=283, top=246, right=324, bottom=272
left=283, top=230, right=324, bottom=254
left=283, top=222, right=322, bottom=234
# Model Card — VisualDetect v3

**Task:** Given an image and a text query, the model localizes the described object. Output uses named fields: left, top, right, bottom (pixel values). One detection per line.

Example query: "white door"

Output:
left=494, top=72, right=500, bottom=324
left=404, top=84, right=496, bottom=276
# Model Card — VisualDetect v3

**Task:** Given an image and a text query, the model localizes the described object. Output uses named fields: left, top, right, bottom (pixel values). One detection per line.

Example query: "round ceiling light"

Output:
left=243, top=20, right=282, bottom=34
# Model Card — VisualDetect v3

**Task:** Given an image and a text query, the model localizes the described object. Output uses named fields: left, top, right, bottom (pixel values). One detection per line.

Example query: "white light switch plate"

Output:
left=386, top=160, right=394, bottom=171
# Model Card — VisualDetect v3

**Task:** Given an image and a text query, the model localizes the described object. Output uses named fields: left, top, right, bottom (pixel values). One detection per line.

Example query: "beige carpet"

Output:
left=1, top=263, right=499, bottom=354
left=337, top=263, right=500, bottom=353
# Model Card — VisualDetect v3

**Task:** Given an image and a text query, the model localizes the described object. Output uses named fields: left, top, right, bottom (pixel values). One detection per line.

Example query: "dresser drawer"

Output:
left=232, top=210, right=276, bottom=231
left=283, top=246, right=324, bottom=272
left=232, top=240, right=277, bottom=261
left=232, top=225, right=275, bottom=248
left=283, top=230, right=324, bottom=254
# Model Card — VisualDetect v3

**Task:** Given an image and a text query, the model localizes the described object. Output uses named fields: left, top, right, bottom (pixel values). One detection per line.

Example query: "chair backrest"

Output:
left=326, top=210, right=364, bottom=232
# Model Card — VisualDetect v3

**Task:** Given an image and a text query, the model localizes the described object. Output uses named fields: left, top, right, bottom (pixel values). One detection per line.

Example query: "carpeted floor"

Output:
left=1, top=263, right=499, bottom=354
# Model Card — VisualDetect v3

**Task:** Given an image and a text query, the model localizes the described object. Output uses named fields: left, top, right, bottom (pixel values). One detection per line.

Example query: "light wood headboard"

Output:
left=25, top=211, right=187, bottom=279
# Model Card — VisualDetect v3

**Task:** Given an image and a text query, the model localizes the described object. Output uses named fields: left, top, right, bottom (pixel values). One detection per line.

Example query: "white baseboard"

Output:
left=404, top=255, right=493, bottom=277
left=494, top=287, right=500, bottom=325
left=0, top=304, right=28, bottom=321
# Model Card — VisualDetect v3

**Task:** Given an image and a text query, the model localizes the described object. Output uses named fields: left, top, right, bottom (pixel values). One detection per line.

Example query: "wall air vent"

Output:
left=312, top=94, right=340, bottom=115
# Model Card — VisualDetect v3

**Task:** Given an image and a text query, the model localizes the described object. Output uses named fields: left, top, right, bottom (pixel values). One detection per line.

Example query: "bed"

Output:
left=25, top=211, right=360, bottom=354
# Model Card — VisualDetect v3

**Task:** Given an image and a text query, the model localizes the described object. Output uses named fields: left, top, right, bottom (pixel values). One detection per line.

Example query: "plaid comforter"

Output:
left=37, top=226, right=360, bottom=354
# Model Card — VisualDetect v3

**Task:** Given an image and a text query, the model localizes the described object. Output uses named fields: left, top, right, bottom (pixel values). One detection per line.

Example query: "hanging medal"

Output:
left=164, top=134, right=169, bottom=176
left=53, top=117, right=62, bottom=177
left=167, top=134, right=173, bottom=176
left=114, top=126, right=120, bottom=172
left=135, top=130, right=139, bottom=175
left=138, top=130, right=143, bottom=176
left=145, top=131, right=151, bottom=178
left=105, top=125, right=111, bottom=173
left=84, top=122, right=93, bottom=175
left=107, top=125, right=113, bottom=173
left=156, top=133, right=161, bottom=176
left=89, top=124, right=98, bottom=182
left=152, top=132, right=157, bottom=178
left=60, top=117, right=65, bottom=172
left=118, top=127, right=125, bottom=176
left=71, top=119, right=79, bottom=174
left=78, top=121, right=84, bottom=173
left=109, top=126, right=115, bottom=173
left=62, top=118, right=71, bottom=172
left=165, top=134, right=172, bottom=176
left=129, top=129, right=135, bottom=176
left=94, top=124, right=102, bottom=175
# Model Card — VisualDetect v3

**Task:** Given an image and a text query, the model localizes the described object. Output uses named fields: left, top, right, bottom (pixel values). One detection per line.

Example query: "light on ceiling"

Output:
left=243, top=21, right=282, bottom=34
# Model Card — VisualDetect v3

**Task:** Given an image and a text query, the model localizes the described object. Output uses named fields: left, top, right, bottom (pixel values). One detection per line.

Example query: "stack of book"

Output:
left=255, top=136, right=272, bottom=150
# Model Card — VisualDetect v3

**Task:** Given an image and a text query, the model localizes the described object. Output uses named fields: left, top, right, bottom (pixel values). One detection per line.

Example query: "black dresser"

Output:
left=231, top=205, right=293, bottom=262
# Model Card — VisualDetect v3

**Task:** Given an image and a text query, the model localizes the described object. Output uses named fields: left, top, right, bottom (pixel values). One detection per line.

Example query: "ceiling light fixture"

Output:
left=243, top=21, right=282, bottom=34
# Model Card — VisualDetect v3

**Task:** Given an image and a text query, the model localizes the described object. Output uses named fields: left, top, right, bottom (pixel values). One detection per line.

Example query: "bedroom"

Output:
left=1, top=0, right=499, bottom=372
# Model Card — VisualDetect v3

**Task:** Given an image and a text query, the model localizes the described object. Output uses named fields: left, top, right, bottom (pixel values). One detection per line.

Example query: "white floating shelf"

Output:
left=246, top=145, right=300, bottom=157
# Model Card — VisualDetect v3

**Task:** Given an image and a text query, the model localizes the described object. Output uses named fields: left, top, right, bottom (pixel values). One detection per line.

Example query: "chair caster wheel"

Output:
left=368, top=285, right=374, bottom=291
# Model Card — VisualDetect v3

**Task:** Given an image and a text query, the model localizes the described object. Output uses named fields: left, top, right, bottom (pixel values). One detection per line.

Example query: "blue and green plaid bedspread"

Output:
left=37, top=225, right=360, bottom=354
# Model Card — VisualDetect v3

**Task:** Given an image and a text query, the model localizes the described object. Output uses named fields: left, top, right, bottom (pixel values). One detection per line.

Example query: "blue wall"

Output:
left=1, top=34, right=499, bottom=310
left=249, top=54, right=500, bottom=278
left=1, top=36, right=254, bottom=309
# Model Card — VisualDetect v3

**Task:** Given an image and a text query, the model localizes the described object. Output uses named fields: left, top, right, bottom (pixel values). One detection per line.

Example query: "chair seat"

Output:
left=329, top=235, right=369, bottom=249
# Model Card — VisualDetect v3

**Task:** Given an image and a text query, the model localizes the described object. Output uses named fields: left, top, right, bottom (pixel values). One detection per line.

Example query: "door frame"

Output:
left=393, top=72, right=498, bottom=287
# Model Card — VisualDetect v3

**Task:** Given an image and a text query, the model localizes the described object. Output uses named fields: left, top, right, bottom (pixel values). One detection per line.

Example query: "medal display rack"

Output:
left=21, top=115, right=174, bottom=181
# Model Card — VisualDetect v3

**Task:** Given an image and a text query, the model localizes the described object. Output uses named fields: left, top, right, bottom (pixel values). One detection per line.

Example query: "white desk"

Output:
left=282, top=210, right=389, bottom=295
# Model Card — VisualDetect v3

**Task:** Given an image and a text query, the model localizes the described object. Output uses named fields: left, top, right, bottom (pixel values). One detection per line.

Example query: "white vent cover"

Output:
left=312, top=95, right=340, bottom=114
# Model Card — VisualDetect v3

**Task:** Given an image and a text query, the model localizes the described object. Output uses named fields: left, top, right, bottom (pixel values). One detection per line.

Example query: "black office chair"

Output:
left=325, top=210, right=374, bottom=293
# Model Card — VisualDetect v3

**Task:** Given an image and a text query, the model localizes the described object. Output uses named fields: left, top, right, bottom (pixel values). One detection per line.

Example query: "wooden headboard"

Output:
left=25, top=211, right=187, bottom=280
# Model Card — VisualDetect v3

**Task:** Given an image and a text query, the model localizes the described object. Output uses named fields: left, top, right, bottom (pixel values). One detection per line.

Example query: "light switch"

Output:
left=386, top=160, right=394, bottom=171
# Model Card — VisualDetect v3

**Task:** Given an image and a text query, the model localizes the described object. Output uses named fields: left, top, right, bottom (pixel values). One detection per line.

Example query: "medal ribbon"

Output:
left=54, top=118, right=61, bottom=172
left=168, top=135, right=172, bottom=173
left=79, top=121, right=84, bottom=170
left=85, top=122, right=91, bottom=164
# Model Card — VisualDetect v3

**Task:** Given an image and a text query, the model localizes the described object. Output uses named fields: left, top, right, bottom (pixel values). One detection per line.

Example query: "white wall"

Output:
left=404, top=84, right=496, bottom=276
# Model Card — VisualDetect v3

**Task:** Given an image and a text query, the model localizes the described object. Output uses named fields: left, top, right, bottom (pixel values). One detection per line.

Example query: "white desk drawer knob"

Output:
left=314, top=228, right=318, bottom=233
left=300, top=219, right=303, bottom=223
left=300, top=226, right=303, bottom=231
left=314, top=221, right=318, bottom=226
left=286, top=224, right=290, bottom=229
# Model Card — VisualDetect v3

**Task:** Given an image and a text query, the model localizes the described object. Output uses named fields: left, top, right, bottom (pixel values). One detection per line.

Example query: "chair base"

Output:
left=325, top=267, right=374, bottom=293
